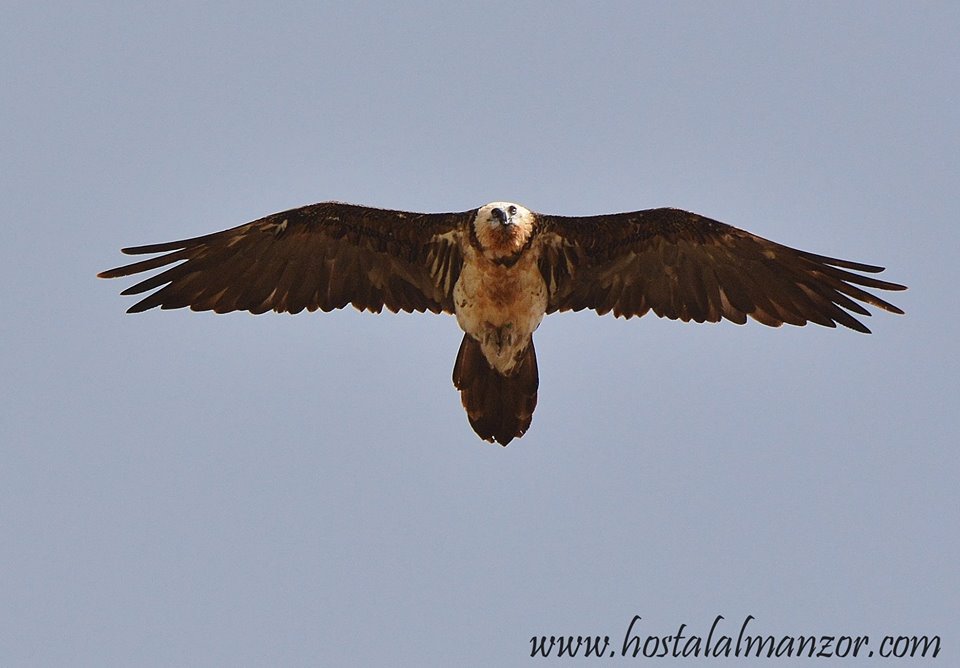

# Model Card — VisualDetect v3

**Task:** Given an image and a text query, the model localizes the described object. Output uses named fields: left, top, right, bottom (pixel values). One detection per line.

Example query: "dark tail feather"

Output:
left=452, top=334, right=539, bottom=446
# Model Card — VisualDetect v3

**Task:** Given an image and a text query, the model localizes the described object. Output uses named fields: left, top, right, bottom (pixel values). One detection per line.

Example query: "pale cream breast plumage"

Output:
left=454, top=234, right=547, bottom=376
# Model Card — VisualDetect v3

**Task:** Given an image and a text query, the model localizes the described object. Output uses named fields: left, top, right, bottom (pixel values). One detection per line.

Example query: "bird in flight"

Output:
left=100, top=201, right=906, bottom=445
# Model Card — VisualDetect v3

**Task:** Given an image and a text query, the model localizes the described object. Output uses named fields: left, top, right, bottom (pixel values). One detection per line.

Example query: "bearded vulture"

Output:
left=99, top=201, right=906, bottom=445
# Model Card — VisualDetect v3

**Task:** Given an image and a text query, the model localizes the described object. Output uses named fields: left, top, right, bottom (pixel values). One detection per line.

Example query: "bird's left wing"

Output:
left=99, top=202, right=471, bottom=315
left=536, top=208, right=906, bottom=333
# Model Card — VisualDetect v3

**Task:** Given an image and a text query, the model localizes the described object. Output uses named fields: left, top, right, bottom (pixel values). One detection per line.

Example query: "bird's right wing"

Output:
left=99, top=202, right=472, bottom=315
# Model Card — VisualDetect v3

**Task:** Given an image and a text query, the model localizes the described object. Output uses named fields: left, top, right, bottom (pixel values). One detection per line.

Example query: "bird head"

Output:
left=473, top=202, right=535, bottom=259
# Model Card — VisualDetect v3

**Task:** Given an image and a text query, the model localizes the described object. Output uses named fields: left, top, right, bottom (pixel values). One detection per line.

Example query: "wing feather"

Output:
left=538, top=208, right=905, bottom=333
left=99, top=202, right=471, bottom=315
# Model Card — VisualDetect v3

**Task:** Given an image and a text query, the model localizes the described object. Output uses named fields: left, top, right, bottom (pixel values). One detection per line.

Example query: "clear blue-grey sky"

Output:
left=2, top=2, right=957, bottom=665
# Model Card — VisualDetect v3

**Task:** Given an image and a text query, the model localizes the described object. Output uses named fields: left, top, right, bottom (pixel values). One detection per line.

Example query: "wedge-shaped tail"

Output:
left=452, top=335, right=539, bottom=446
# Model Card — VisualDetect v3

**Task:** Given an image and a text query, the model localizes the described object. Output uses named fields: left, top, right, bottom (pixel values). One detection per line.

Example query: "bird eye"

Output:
left=491, top=207, right=504, bottom=219
left=508, top=205, right=517, bottom=215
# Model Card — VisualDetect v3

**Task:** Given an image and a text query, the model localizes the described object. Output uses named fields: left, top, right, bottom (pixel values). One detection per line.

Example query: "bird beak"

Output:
left=492, top=208, right=513, bottom=227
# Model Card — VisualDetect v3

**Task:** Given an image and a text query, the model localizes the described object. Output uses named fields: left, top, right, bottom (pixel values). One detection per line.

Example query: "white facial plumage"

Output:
left=472, top=202, right=536, bottom=258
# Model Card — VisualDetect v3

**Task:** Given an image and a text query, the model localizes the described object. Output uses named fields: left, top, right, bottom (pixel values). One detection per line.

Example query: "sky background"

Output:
left=2, top=2, right=957, bottom=665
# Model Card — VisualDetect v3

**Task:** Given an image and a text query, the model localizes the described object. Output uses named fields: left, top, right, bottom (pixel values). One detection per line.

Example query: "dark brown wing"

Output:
left=537, top=208, right=906, bottom=333
left=99, top=202, right=471, bottom=315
